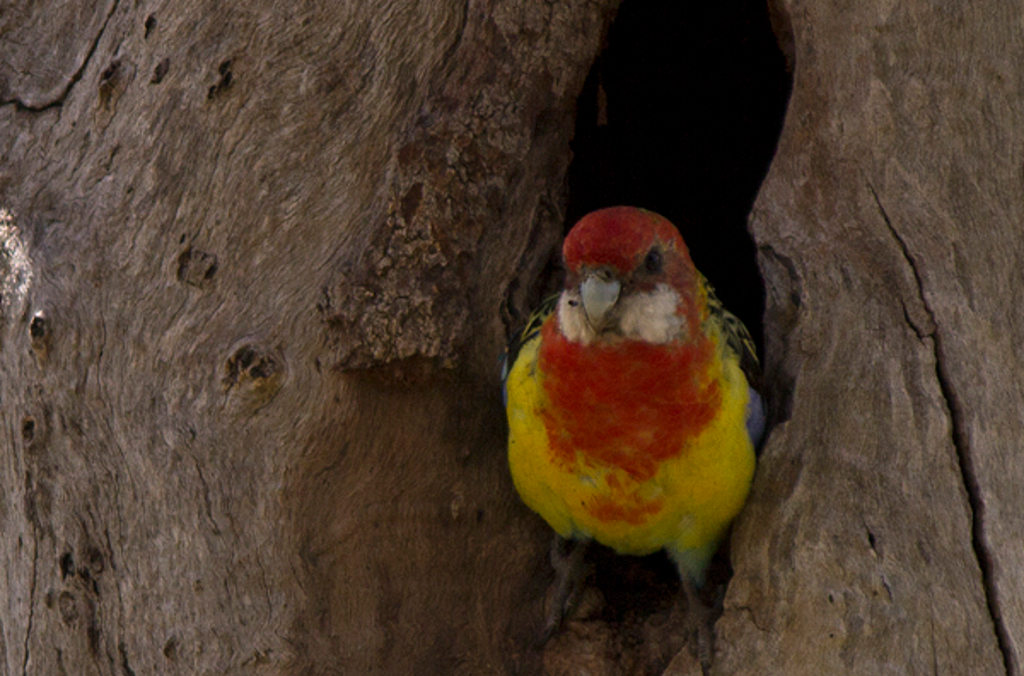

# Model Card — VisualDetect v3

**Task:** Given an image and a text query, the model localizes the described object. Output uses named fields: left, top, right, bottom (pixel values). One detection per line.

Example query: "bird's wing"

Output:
left=702, top=276, right=760, bottom=389
left=501, top=294, right=560, bottom=399
left=702, top=276, right=767, bottom=449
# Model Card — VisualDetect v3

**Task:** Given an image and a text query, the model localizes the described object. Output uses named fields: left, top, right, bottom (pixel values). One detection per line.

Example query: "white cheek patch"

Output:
left=618, top=284, right=685, bottom=344
left=557, top=284, right=684, bottom=345
left=557, top=291, right=597, bottom=344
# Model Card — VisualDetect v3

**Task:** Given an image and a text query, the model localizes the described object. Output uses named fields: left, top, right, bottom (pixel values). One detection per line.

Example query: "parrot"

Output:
left=503, top=206, right=765, bottom=667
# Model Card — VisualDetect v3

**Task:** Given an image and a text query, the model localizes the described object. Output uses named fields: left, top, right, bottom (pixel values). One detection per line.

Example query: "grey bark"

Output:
left=718, top=1, right=1023, bottom=675
left=0, top=1, right=615, bottom=674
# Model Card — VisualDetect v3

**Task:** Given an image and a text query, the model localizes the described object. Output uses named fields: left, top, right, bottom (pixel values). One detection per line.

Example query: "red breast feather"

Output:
left=538, top=317, right=721, bottom=482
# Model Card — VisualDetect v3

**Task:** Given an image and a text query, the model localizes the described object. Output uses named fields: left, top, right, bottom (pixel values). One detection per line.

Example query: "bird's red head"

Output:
left=562, top=207, right=697, bottom=289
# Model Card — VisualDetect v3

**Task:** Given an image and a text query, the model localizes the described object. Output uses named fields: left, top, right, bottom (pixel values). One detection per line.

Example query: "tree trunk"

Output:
left=719, top=1, right=1022, bottom=675
left=0, top=1, right=615, bottom=674
left=2, top=1, right=1021, bottom=676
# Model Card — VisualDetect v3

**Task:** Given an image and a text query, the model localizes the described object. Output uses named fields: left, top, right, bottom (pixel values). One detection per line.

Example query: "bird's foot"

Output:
left=682, top=579, right=714, bottom=675
left=539, top=535, right=591, bottom=645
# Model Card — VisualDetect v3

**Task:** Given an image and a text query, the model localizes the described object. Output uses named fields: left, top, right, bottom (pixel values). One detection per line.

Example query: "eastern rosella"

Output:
left=504, top=206, right=764, bottom=657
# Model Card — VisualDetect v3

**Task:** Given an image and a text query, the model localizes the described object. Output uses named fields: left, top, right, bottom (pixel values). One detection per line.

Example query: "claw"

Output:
left=538, top=535, right=591, bottom=645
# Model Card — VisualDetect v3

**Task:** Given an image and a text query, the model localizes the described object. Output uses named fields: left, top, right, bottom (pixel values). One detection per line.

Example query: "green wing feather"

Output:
left=702, top=276, right=762, bottom=392
left=501, top=294, right=559, bottom=393
left=702, top=275, right=766, bottom=450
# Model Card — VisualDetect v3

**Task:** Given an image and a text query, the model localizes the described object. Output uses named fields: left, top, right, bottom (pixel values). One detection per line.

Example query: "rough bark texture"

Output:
left=0, top=1, right=616, bottom=674
left=2, top=0, right=1023, bottom=675
left=718, top=0, right=1023, bottom=674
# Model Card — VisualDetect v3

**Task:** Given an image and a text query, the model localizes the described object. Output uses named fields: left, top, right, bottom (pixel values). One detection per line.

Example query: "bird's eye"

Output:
left=568, top=299, right=579, bottom=307
left=644, top=248, right=662, bottom=274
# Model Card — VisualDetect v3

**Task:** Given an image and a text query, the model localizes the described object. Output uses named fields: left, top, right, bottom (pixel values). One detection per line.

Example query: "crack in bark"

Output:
left=118, top=641, right=136, bottom=676
left=255, top=551, right=273, bottom=619
left=899, top=299, right=931, bottom=341
left=733, top=605, right=770, bottom=634
left=21, top=532, right=38, bottom=676
left=1, top=0, right=121, bottom=111
left=104, top=522, right=131, bottom=670
left=192, top=455, right=222, bottom=535
left=868, top=181, right=1015, bottom=676
left=437, top=0, right=469, bottom=72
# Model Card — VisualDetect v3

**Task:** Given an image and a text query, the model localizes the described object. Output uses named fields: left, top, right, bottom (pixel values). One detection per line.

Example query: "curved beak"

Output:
left=580, top=273, right=621, bottom=328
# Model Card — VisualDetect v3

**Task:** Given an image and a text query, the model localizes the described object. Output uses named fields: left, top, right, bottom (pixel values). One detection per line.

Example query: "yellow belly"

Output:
left=506, top=332, right=756, bottom=580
